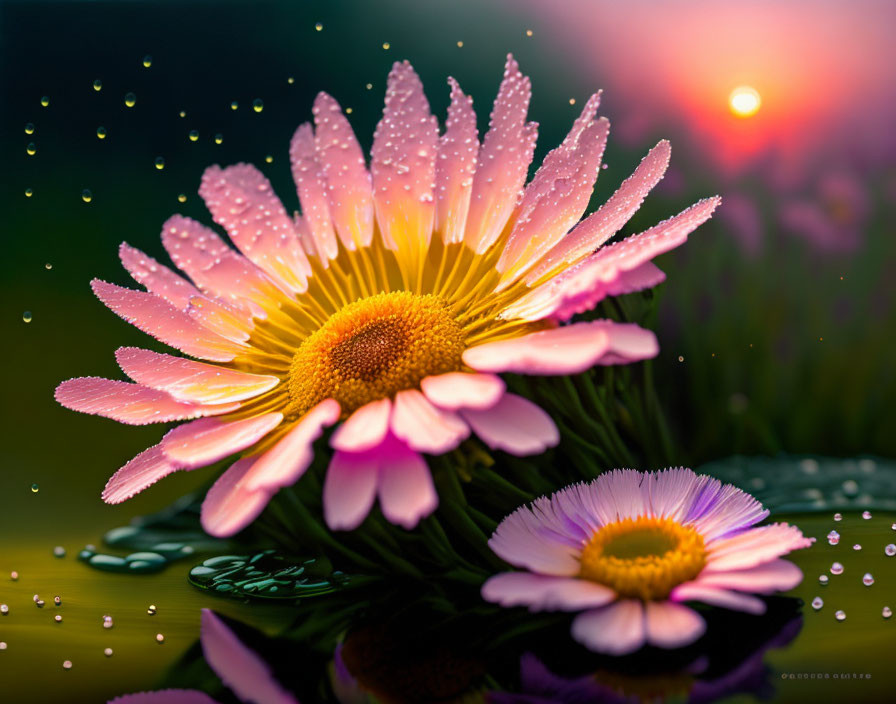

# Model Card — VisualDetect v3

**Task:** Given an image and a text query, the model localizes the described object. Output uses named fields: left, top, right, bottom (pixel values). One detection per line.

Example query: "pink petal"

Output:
left=580, top=321, right=659, bottom=366
left=116, top=347, right=278, bottom=404
left=323, top=450, right=380, bottom=531
left=371, top=61, right=438, bottom=252
left=670, top=583, right=766, bottom=614
left=91, top=280, right=247, bottom=362
left=199, top=164, right=309, bottom=294
left=55, top=377, right=238, bottom=425
left=463, top=323, right=612, bottom=375
left=244, top=400, right=341, bottom=492
left=162, top=413, right=283, bottom=469
left=102, top=444, right=179, bottom=504
left=435, top=77, right=479, bottom=244
left=109, top=691, right=219, bottom=704
left=201, top=610, right=298, bottom=704
left=464, top=55, right=536, bottom=254
left=184, top=295, right=253, bottom=343
left=526, top=140, right=672, bottom=280
left=488, top=503, right=583, bottom=577
left=119, top=242, right=201, bottom=310
left=607, top=260, right=666, bottom=296
left=644, top=467, right=702, bottom=523
left=571, top=600, right=646, bottom=655
left=498, top=99, right=609, bottom=283
left=390, top=389, right=469, bottom=454
left=481, top=572, right=615, bottom=612
left=686, top=481, right=769, bottom=542
left=461, top=394, right=558, bottom=456
left=313, top=92, right=375, bottom=249
left=420, top=372, right=505, bottom=411
left=330, top=398, right=391, bottom=453
left=696, top=559, right=804, bottom=593
left=290, top=123, right=339, bottom=261
left=200, top=457, right=273, bottom=538
left=644, top=601, right=706, bottom=649
left=377, top=446, right=438, bottom=529
left=704, top=523, right=813, bottom=571
left=506, top=197, right=721, bottom=321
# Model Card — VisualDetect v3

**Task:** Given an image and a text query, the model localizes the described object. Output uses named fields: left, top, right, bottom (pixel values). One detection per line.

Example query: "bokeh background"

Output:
left=1, top=1, right=895, bottom=699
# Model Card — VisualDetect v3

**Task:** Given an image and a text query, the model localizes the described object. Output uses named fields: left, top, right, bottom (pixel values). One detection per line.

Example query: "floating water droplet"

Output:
left=155, top=633, right=165, bottom=643
left=811, top=596, right=823, bottom=610
left=177, top=194, right=187, bottom=203
left=25, top=188, right=33, bottom=197
left=96, top=126, right=107, bottom=139
left=124, top=92, right=136, bottom=108
left=40, top=96, right=50, bottom=107
left=457, top=40, right=464, bottom=48
left=314, top=22, right=323, bottom=31
left=382, top=42, right=391, bottom=50
left=1, top=605, right=8, bottom=615
left=345, top=107, right=353, bottom=114
left=214, top=133, right=223, bottom=145
left=862, top=510, right=872, bottom=519
left=830, top=562, right=844, bottom=575
left=884, top=607, right=893, bottom=619
left=526, top=29, right=534, bottom=37
left=827, top=530, right=840, bottom=545
left=26, top=143, right=36, bottom=156
left=93, top=79, right=102, bottom=92
left=36, top=599, right=45, bottom=608
left=142, top=54, right=152, bottom=68
left=62, top=660, right=72, bottom=669
left=833, top=512, right=842, bottom=521
left=818, top=574, right=829, bottom=586
left=81, top=189, right=92, bottom=203
left=147, top=604, right=157, bottom=615
left=678, top=356, right=684, bottom=362
left=33, top=595, right=40, bottom=603
left=287, top=77, right=295, bottom=85
left=188, top=130, right=199, bottom=142
left=252, top=99, right=263, bottom=113
left=265, top=155, right=273, bottom=163
left=23, top=311, right=33, bottom=324
left=179, top=110, right=186, bottom=118
left=10, top=572, right=18, bottom=581
left=892, top=523, right=896, bottom=531
left=863, top=573, right=874, bottom=586
left=53, top=596, right=61, bottom=605
left=25, top=122, right=35, bottom=134
left=853, top=544, right=862, bottom=551
left=45, top=263, right=52, bottom=270
left=885, top=544, right=896, bottom=557
left=53, top=546, right=65, bottom=558
left=835, top=610, right=846, bottom=621
left=366, top=83, right=373, bottom=90
left=104, top=647, right=113, bottom=657
left=0, top=643, right=6, bottom=651
left=103, top=616, right=114, bottom=629
left=230, top=100, right=239, bottom=111
left=154, top=157, right=165, bottom=170
left=30, top=483, right=38, bottom=492
left=54, top=614, right=62, bottom=623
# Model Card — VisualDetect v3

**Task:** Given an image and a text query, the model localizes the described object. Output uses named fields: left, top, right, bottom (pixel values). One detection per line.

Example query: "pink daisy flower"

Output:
left=482, top=469, right=811, bottom=655
left=56, top=56, right=718, bottom=537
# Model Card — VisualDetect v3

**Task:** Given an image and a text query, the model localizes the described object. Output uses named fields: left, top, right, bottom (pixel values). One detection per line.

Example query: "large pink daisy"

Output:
left=56, top=56, right=718, bottom=537
left=482, top=469, right=811, bottom=655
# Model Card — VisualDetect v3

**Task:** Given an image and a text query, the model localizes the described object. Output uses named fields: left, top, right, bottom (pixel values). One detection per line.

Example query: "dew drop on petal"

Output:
left=811, top=597, right=823, bottom=610
left=863, top=573, right=874, bottom=586
left=96, top=126, right=106, bottom=139
left=830, top=562, right=844, bottom=575
left=253, top=99, right=263, bottom=113
left=886, top=544, right=896, bottom=556
left=835, top=610, right=846, bottom=621
left=124, top=92, right=136, bottom=108
left=93, top=79, right=102, bottom=92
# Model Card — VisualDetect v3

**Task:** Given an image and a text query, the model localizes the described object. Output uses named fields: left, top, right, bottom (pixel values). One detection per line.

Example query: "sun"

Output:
left=728, top=85, right=761, bottom=117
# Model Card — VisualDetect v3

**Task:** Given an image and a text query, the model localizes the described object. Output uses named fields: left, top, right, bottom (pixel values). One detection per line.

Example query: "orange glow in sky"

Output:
left=729, top=85, right=762, bottom=117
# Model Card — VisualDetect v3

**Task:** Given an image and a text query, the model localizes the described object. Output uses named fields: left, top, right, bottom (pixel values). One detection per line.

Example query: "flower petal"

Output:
left=162, top=413, right=283, bottom=469
left=244, top=400, right=341, bottom=492
left=571, top=600, right=646, bottom=655
left=644, top=601, right=706, bottom=649
left=377, top=446, right=438, bottom=529
left=670, top=583, right=766, bottom=614
left=488, top=501, right=584, bottom=577
left=313, top=92, right=375, bottom=249
left=55, top=377, right=238, bottom=425
left=704, top=523, right=813, bottom=571
left=461, top=394, right=558, bottom=456
left=481, top=572, right=615, bottom=612
left=102, top=444, right=179, bottom=504
left=420, top=372, right=505, bottom=411
left=464, top=55, right=536, bottom=254
left=200, top=457, right=273, bottom=538
left=290, top=122, right=339, bottom=261
left=435, top=78, right=479, bottom=244
left=696, top=559, right=804, bottom=593
left=115, top=347, right=278, bottom=404
left=119, top=242, right=201, bottom=310
left=199, top=164, right=309, bottom=293
left=390, top=389, right=469, bottom=454
left=330, top=398, right=391, bottom=453
left=323, top=450, right=380, bottom=531
left=200, top=609, right=298, bottom=704
left=372, top=61, right=438, bottom=252
left=91, top=279, right=247, bottom=362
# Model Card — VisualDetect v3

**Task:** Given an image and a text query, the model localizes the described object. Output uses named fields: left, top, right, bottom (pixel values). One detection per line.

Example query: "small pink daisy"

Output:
left=482, top=468, right=811, bottom=655
left=56, top=56, right=718, bottom=537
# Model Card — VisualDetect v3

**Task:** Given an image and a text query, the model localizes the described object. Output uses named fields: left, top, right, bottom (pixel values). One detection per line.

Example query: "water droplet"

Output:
left=833, top=513, right=842, bottom=521
left=62, top=660, right=72, bottom=670
left=188, top=130, right=199, bottom=142
left=93, top=79, right=102, bottom=92
left=142, top=54, right=152, bottom=68
left=314, top=22, right=323, bottom=31
left=230, top=101, right=238, bottom=110
left=526, top=29, right=534, bottom=37
left=40, top=96, right=50, bottom=107
left=179, top=110, right=186, bottom=118
left=885, top=544, right=896, bottom=557
left=345, top=107, right=353, bottom=114
left=862, top=510, right=872, bottom=519
left=835, top=610, right=846, bottom=621
left=30, top=482, right=38, bottom=492
left=155, top=633, right=165, bottom=643
left=811, top=596, right=823, bottom=610
left=818, top=574, right=829, bottom=585
left=382, top=42, right=391, bottom=50
left=10, top=572, right=18, bottom=581
left=892, top=523, right=896, bottom=531
left=1, top=605, right=8, bottom=615
left=827, top=530, right=840, bottom=545
left=883, top=607, right=893, bottom=619
left=365, top=83, right=373, bottom=90
left=25, top=122, right=35, bottom=135
left=54, top=614, right=62, bottom=623
left=104, top=648, right=113, bottom=657
left=26, top=142, right=36, bottom=156
left=124, top=92, right=136, bottom=108
left=45, top=263, right=52, bottom=270
left=830, top=562, right=844, bottom=575
left=569, top=98, right=576, bottom=105
left=0, top=643, right=6, bottom=651
left=53, top=546, right=65, bottom=558
left=96, top=126, right=107, bottom=139
left=252, top=99, right=263, bottom=113
left=103, top=616, right=114, bottom=629
left=863, top=573, right=874, bottom=586
left=147, top=604, right=157, bottom=615
left=177, top=194, right=187, bottom=203
left=25, top=188, right=33, bottom=198
left=81, top=189, right=92, bottom=203
left=457, top=41, right=464, bottom=48
left=53, top=596, right=61, bottom=605
left=678, top=356, right=684, bottom=362
left=214, top=133, right=223, bottom=145
left=287, top=77, right=295, bottom=85
left=265, top=155, right=273, bottom=164
left=154, top=157, right=165, bottom=170
left=36, top=599, right=45, bottom=607
left=853, top=544, right=862, bottom=551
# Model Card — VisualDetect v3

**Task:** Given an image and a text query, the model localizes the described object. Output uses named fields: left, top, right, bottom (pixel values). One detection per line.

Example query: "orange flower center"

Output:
left=579, top=516, right=706, bottom=600
left=288, top=291, right=465, bottom=418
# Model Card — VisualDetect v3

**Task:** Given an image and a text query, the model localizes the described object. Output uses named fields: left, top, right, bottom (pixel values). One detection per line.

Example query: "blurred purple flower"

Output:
left=719, top=192, right=763, bottom=258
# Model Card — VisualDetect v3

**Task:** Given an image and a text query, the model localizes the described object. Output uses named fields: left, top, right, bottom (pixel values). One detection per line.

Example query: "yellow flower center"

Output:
left=579, top=516, right=706, bottom=600
left=288, top=291, right=466, bottom=418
